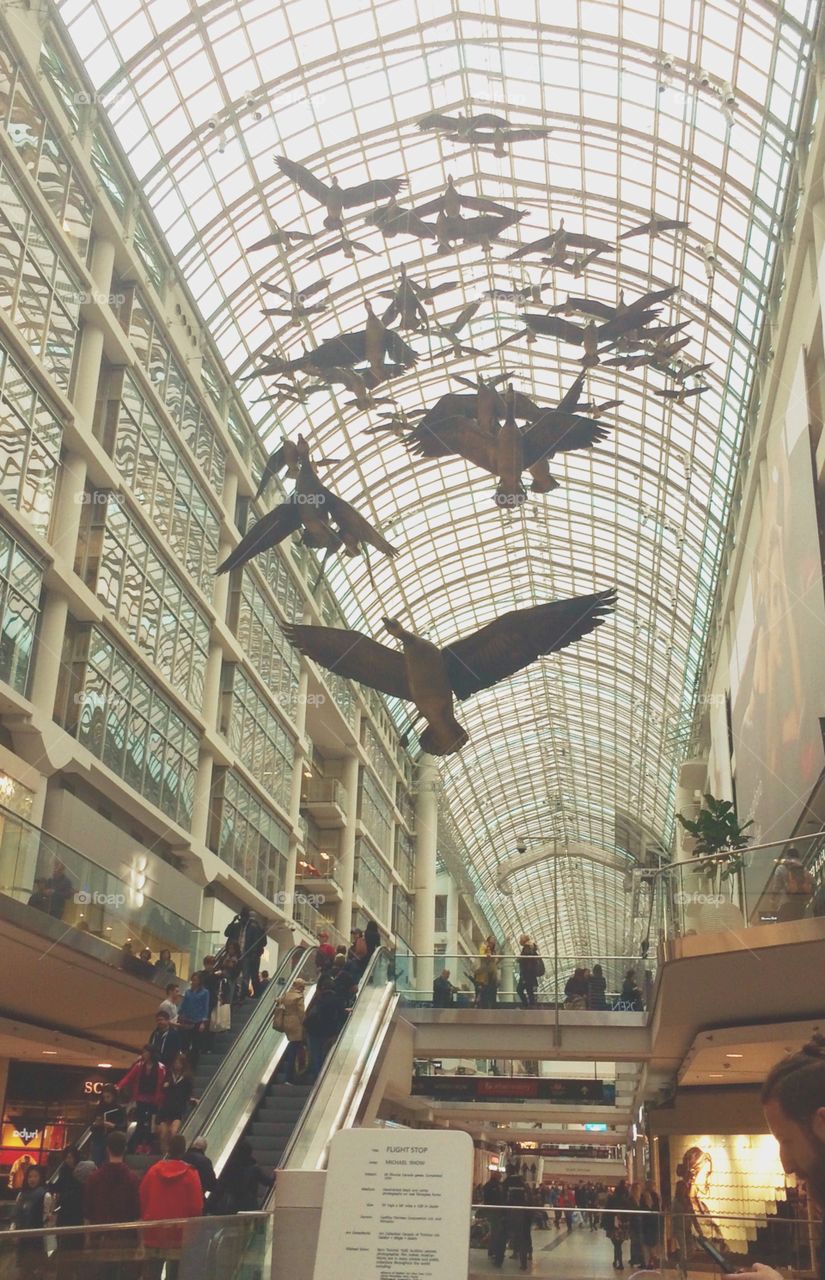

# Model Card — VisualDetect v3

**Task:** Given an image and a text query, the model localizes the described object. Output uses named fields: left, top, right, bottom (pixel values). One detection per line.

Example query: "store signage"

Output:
left=411, top=1076, right=615, bottom=1104
left=313, top=1128, right=473, bottom=1280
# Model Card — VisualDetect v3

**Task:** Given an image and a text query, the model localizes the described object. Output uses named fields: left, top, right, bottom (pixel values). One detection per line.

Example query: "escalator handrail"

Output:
left=180, top=944, right=307, bottom=1140
left=272, top=946, right=394, bottom=1179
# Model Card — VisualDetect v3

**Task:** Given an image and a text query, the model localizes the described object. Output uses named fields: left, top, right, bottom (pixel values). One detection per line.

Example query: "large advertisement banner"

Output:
left=730, top=353, right=825, bottom=842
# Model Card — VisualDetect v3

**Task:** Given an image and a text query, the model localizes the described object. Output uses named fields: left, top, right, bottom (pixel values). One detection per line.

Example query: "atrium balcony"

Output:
left=300, top=777, right=348, bottom=827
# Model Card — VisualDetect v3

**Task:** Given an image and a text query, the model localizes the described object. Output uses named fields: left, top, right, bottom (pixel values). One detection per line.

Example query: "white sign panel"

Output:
left=313, top=1128, right=473, bottom=1280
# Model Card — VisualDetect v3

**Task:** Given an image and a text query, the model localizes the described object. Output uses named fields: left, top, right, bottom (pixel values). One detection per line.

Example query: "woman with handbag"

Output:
left=274, top=978, right=307, bottom=1083
left=604, top=1181, right=633, bottom=1269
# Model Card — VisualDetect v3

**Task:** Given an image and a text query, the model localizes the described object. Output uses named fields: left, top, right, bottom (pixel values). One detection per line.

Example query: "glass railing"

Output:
left=0, top=802, right=209, bottom=979
left=278, top=947, right=397, bottom=1172
left=396, top=954, right=653, bottom=1013
left=181, top=944, right=321, bottom=1172
left=467, top=1203, right=816, bottom=1277
left=1, top=1211, right=272, bottom=1279
left=649, top=830, right=825, bottom=940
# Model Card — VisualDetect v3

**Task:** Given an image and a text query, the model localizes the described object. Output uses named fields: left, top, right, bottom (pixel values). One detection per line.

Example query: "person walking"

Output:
left=273, top=977, right=307, bottom=1083
left=89, top=1084, right=127, bottom=1167
left=303, top=975, right=345, bottom=1080
left=482, top=1171, right=505, bottom=1260
left=148, top=1010, right=182, bottom=1067
left=516, top=936, right=540, bottom=1009
left=640, top=1180, right=662, bottom=1266
left=117, top=1046, right=165, bottom=1152
left=605, top=1180, right=633, bottom=1269
left=500, top=1163, right=531, bottom=1272
left=156, top=1053, right=197, bottom=1149
left=53, top=1146, right=84, bottom=1228
left=12, top=1164, right=54, bottom=1277
left=432, top=969, right=456, bottom=1007
left=628, top=1181, right=645, bottom=1266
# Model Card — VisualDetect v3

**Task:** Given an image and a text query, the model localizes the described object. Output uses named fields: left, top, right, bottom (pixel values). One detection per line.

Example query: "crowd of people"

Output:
left=473, top=1171, right=662, bottom=1271
left=431, top=938, right=648, bottom=1012
left=273, top=920, right=382, bottom=1083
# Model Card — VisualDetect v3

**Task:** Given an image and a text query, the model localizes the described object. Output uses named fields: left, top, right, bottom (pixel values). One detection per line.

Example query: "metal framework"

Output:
left=55, top=0, right=820, bottom=956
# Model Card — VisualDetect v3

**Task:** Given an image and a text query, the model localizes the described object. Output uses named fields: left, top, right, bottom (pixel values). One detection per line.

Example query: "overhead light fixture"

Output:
left=708, top=1072, right=724, bottom=1077
left=42, top=1050, right=58, bottom=1056
left=97, top=1062, right=112, bottom=1068
left=725, top=1053, right=744, bottom=1059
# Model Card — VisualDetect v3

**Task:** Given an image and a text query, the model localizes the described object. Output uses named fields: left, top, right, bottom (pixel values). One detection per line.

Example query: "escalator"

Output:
left=186, top=948, right=398, bottom=1200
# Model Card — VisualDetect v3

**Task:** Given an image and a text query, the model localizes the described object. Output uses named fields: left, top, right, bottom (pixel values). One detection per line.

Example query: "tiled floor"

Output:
left=468, top=1220, right=668, bottom=1279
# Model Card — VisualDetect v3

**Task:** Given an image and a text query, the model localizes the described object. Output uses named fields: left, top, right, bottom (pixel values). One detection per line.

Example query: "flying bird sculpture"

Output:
left=509, top=220, right=613, bottom=262
left=252, top=326, right=418, bottom=379
left=248, top=226, right=315, bottom=252
left=275, top=156, right=407, bottom=228
left=430, top=299, right=486, bottom=357
left=260, top=276, right=330, bottom=323
left=366, top=198, right=436, bottom=242
left=305, top=235, right=379, bottom=264
left=414, top=175, right=516, bottom=219
left=378, top=265, right=458, bottom=330
left=434, top=209, right=525, bottom=253
left=513, top=310, right=659, bottom=366
left=417, top=111, right=511, bottom=137
left=218, top=437, right=397, bottom=586
left=283, top=589, right=616, bottom=756
left=619, top=212, right=690, bottom=241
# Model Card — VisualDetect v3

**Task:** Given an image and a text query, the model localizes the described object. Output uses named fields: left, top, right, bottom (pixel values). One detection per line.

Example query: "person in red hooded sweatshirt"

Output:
left=139, top=1132, right=203, bottom=1271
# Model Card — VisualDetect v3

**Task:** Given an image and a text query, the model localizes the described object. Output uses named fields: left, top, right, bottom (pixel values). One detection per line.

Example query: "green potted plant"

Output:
left=677, top=793, right=753, bottom=896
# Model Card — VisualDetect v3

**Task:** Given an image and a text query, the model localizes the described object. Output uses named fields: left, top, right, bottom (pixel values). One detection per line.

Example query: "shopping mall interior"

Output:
left=0, top=0, right=823, bottom=1276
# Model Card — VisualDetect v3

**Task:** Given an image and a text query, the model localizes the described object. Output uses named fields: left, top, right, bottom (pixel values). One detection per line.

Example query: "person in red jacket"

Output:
left=139, top=1132, right=203, bottom=1252
left=117, top=1046, right=165, bottom=1152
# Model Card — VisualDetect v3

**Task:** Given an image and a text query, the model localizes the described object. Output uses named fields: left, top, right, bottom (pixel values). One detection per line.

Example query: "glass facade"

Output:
left=0, top=43, right=93, bottom=263
left=0, top=161, right=82, bottom=390
left=395, top=827, right=415, bottom=890
left=361, top=721, right=395, bottom=796
left=221, top=665, right=295, bottom=815
left=65, top=626, right=199, bottom=830
left=232, top=569, right=301, bottom=720
left=358, top=769, right=394, bottom=855
left=209, top=767, right=289, bottom=902
left=354, top=836, right=390, bottom=926
left=111, top=372, right=220, bottom=598
left=0, top=522, right=42, bottom=695
left=75, top=492, right=210, bottom=710
left=0, top=340, right=64, bottom=536
left=393, top=886, right=415, bottom=948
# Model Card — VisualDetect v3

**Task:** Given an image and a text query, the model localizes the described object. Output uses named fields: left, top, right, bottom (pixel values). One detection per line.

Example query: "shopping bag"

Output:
left=211, top=1002, right=231, bottom=1033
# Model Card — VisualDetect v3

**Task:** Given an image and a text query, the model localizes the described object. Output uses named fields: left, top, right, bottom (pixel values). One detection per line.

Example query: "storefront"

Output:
left=0, top=1061, right=121, bottom=1193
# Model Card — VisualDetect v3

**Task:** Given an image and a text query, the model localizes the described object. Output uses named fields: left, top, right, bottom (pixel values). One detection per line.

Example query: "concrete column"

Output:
left=189, top=747, right=214, bottom=847
left=29, top=590, right=70, bottom=718
left=334, top=749, right=360, bottom=940
left=446, top=878, right=460, bottom=963
left=212, top=470, right=239, bottom=621
left=413, top=754, right=439, bottom=998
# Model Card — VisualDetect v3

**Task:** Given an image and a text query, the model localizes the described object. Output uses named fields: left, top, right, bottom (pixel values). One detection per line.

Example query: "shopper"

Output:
left=12, top=1164, right=53, bottom=1270
left=27, top=877, right=52, bottom=913
left=619, top=969, right=643, bottom=1011
left=315, top=930, right=336, bottom=974
left=516, top=936, right=541, bottom=1009
left=84, top=1130, right=141, bottom=1225
left=48, top=861, right=74, bottom=919
left=149, top=1010, right=182, bottom=1067
left=154, top=949, right=177, bottom=979
left=214, top=1140, right=273, bottom=1212
left=89, top=1084, right=127, bottom=1167
left=273, top=977, right=307, bottom=1083
left=53, top=1146, right=84, bottom=1227
left=770, top=849, right=814, bottom=922
left=117, top=1046, right=165, bottom=1152
left=500, top=1163, right=531, bottom=1272
left=157, top=983, right=181, bottom=1023
left=303, top=975, right=345, bottom=1079
left=564, top=967, right=588, bottom=1009
left=432, top=969, right=456, bottom=1007
left=482, top=1171, right=505, bottom=1259
left=177, top=972, right=210, bottom=1066
left=348, top=928, right=368, bottom=973
left=628, top=1181, right=644, bottom=1266
left=157, top=1053, right=197, bottom=1148
left=640, top=1180, right=662, bottom=1266
left=363, top=918, right=381, bottom=960
left=605, top=1180, right=632, bottom=1269
left=139, top=1133, right=203, bottom=1250
left=477, top=938, right=500, bottom=1009
left=587, top=963, right=608, bottom=1010
left=224, top=907, right=266, bottom=998
left=183, top=1138, right=217, bottom=1206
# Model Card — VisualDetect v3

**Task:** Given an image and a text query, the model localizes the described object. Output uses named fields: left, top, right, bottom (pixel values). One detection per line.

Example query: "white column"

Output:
left=189, top=747, right=214, bottom=847
left=334, top=749, right=360, bottom=941
left=413, top=754, right=439, bottom=997
left=446, top=879, right=460, bottom=965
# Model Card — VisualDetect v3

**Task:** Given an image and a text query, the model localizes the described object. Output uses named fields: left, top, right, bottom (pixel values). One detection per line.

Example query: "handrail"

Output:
left=641, top=829, right=825, bottom=878
left=180, top=944, right=305, bottom=1143
left=274, top=947, right=396, bottom=1177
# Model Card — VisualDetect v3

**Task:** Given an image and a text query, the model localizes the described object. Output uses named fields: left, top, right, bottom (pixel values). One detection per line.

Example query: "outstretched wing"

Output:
left=282, top=624, right=410, bottom=700
left=342, top=176, right=407, bottom=207
left=217, top=500, right=303, bottom=574
left=275, top=156, right=331, bottom=205
left=521, top=411, right=610, bottom=465
left=443, top=588, right=617, bottom=700
left=406, top=417, right=498, bottom=474
left=557, top=372, right=587, bottom=412
left=417, top=112, right=460, bottom=132
left=254, top=442, right=292, bottom=500
left=468, top=112, right=510, bottom=129
left=299, top=276, right=331, bottom=299
left=519, top=313, right=584, bottom=343
left=322, top=490, right=399, bottom=558
left=383, top=330, right=419, bottom=365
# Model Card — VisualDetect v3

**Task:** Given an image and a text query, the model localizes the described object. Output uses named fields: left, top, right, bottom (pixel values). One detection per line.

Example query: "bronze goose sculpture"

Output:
left=283, top=589, right=616, bottom=756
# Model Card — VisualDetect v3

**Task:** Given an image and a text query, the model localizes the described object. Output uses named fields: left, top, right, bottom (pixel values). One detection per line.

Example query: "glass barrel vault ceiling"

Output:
left=56, top=0, right=819, bottom=957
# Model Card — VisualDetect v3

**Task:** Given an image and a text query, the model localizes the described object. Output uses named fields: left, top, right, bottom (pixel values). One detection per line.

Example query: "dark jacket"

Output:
left=183, top=1150, right=217, bottom=1200
left=364, top=921, right=381, bottom=958
left=304, top=988, right=345, bottom=1039
left=217, top=1153, right=273, bottom=1212
left=54, top=1163, right=84, bottom=1226
left=432, top=975, right=455, bottom=1007
left=482, top=1178, right=505, bottom=1206
left=13, top=1184, right=48, bottom=1230
left=587, top=973, right=608, bottom=1009
left=149, top=1024, right=182, bottom=1066
left=84, top=1161, right=141, bottom=1225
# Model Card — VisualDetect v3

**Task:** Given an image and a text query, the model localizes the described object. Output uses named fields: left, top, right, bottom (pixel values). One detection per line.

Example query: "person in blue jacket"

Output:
left=177, top=971, right=211, bottom=1066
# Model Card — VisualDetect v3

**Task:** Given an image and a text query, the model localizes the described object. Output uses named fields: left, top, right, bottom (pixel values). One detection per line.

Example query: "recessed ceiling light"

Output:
left=42, top=1050, right=57, bottom=1055
left=97, top=1062, right=112, bottom=1068
left=725, top=1053, right=744, bottom=1058
left=709, top=1072, right=724, bottom=1077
